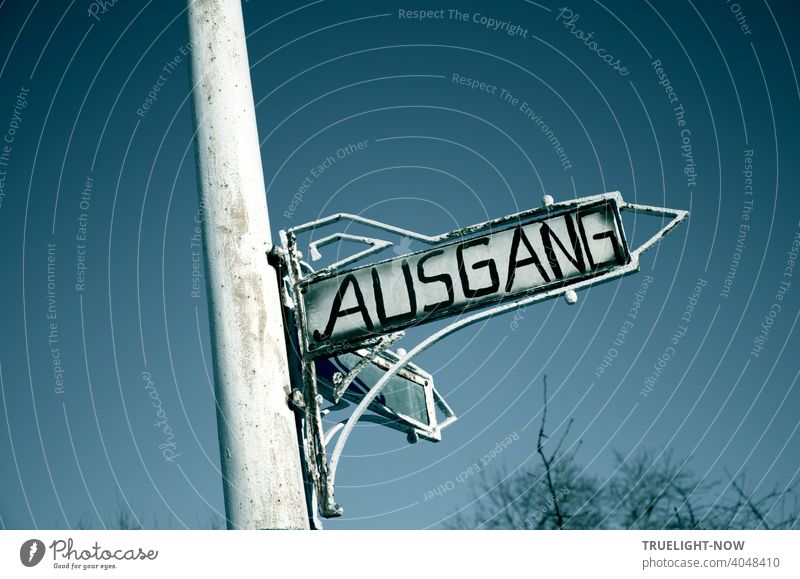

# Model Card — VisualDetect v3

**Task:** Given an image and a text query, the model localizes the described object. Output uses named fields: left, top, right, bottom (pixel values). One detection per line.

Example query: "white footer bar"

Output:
left=2, top=530, right=798, bottom=578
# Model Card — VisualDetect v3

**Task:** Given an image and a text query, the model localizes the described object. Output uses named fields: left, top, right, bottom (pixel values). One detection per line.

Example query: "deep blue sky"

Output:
left=0, top=0, right=799, bottom=530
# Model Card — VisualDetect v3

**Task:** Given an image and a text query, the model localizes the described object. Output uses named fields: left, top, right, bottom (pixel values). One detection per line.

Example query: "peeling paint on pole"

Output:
left=187, top=0, right=308, bottom=529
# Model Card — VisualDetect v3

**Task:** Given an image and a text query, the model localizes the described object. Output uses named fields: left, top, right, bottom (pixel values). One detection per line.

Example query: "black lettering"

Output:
left=316, top=274, right=373, bottom=342
left=540, top=213, right=585, bottom=280
left=456, top=237, right=499, bottom=298
left=372, top=261, right=417, bottom=326
left=417, top=250, right=454, bottom=312
left=577, top=205, right=626, bottom=269
left=505, top=225, right=550, bottom=291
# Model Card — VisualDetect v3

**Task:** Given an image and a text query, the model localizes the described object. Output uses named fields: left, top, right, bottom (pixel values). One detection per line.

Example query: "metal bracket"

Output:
left=282, top=229, right=343, bottom=518
left=308, top=232, right=393, bottom=272
left=280, top=221, right=456, bottom=519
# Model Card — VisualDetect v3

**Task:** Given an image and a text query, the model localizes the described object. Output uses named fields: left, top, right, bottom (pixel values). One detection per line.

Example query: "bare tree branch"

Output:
left=450, top=376, right=800, bottom=531
left=728, top=471, right=770, bottom=530
left=536, top=375, right=564, bottom=529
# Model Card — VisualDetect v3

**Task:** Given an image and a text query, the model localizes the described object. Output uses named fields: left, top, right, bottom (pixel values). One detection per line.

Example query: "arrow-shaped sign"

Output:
left=297, top=192, right=687, bottom=357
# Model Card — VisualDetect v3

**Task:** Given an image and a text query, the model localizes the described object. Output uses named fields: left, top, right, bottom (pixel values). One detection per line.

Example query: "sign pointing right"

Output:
left=283, top=190, right=687, bottom=519
left=301, top=193, right=658, bottom=356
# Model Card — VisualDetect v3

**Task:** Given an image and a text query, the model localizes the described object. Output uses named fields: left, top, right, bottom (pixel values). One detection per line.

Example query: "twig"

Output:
left=537, top=375, right=564, bottom=529
left=728, top=472, right=770, bottom=530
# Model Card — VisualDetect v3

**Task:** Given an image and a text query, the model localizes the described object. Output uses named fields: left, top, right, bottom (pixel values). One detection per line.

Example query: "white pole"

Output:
left=186, top=0, right=308, bottom=529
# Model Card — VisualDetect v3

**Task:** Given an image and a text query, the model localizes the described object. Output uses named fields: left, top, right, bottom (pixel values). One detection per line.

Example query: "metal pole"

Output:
left=186, top=0, right=308, bottom=529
